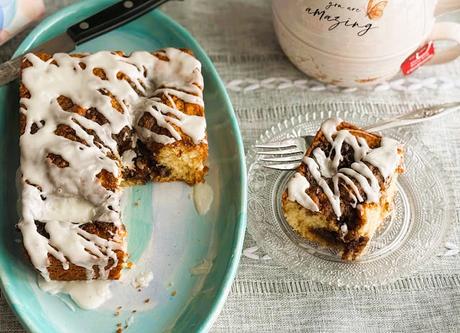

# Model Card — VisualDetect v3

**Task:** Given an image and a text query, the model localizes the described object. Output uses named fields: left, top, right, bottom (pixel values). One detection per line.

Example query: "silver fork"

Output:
left=254, top=102, right=460, bottom=170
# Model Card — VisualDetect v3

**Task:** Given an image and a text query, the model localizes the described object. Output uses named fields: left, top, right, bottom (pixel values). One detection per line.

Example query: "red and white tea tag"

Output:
left=401, top=41, right=435, bottom=76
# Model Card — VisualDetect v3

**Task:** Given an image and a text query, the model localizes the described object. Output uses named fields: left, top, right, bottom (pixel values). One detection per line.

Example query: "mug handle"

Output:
left=435, top=0, right=460, bottom=16
left=428, top=0, right=460, bottom=65
left=427, top=22, right=460, bottom=64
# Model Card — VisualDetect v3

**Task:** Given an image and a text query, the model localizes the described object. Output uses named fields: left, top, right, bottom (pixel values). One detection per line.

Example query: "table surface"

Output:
left=1, top=1, right=459, bottom=332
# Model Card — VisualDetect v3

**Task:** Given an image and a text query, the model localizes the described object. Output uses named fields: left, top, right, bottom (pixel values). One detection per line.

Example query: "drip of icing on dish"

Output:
left=18, top=48, right=205, bottom=281
left=132, top=271, right=154, bottom=289
left=287, top=118, right=401, bottom=219
left=193, top=182, right=214, bottom=215
left=38, top=278, right=112, bottom=310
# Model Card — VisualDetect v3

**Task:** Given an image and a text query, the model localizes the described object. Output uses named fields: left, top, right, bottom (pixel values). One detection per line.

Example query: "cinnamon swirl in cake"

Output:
left=282, top=119, right=404, bottom=260
left=18, top=48, right=207, bottom=280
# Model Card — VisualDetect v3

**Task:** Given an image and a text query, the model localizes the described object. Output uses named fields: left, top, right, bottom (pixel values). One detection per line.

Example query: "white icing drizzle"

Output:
left=340, top=223, right=348, bottom=235
left=363, top=137, right=400, bottom=178
left=287, top=118, right=401, bottom=219
left=333, top=173, right=362, bottom=208
left=287, top=172, right=319, bottom=212
left=320, top=118, right=342, bottom=142
left=312, top=148, right=334, bottom=178
left=18, top=48, right=205, bottom=279
left=339, top=164, right=379, bottom=205
left=304, top=157, right=341, bottom=217
left=136, top=95, right=206, bottom=145
left=121, top=149, right=137, bottom=170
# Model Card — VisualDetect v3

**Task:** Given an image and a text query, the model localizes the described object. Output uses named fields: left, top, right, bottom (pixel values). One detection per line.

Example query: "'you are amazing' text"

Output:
left=305, top=3, right=375, bottom=36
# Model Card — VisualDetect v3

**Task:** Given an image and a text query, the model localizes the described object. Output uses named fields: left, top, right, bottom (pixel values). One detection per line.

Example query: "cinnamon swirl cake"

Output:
left=18, top=48, right=207, bottom=280
left=282, top=119, right=404, bottom=260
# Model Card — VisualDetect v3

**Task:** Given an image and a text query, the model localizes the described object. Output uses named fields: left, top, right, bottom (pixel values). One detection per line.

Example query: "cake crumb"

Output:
left=144, top=298, right=150, bottom=304
left=126, top=261, right=134, bottom=269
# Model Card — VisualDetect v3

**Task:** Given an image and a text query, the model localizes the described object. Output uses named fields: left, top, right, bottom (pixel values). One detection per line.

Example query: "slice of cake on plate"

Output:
left=18, top=48, right=207, bottom=280
left=282, top=118, right=404, bottom=260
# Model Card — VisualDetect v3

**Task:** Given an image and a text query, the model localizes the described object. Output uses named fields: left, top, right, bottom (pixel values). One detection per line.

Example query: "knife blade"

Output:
left=0, top=33, right=75, bottom=86
left=0, top=0, right=172, bottom=86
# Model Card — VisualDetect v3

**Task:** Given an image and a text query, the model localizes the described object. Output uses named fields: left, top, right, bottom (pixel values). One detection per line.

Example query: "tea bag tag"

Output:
left=401, top=41, right=436, bottom=76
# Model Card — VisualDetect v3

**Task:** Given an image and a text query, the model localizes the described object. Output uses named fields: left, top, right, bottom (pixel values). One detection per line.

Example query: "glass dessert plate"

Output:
left=247, top=110, right=454, bottom=287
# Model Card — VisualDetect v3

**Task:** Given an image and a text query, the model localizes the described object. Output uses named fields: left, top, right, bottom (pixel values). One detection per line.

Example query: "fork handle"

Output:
left=363, top=102, right=460, bottom=132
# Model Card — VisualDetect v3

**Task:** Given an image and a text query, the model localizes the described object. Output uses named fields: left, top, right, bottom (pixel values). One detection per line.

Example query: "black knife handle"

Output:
left=67, top=0, right=171, bottom=45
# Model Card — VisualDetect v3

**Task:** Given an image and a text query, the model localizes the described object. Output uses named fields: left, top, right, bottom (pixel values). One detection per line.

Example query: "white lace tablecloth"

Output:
left=1, top=1, right=459, bottom=332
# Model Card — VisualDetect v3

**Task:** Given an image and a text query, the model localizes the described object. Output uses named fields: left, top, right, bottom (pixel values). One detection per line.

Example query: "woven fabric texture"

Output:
left=1, top=1, right=459, bottom=332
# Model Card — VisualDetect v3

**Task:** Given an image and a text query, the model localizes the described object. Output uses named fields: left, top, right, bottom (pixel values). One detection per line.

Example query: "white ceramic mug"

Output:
left=273, top=0, right=460, bottom=87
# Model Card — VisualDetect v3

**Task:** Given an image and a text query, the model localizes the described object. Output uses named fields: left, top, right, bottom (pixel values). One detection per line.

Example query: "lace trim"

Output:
left=226, top=77, right=460, bottom=93
left=231, top=274, right=460, bottom=294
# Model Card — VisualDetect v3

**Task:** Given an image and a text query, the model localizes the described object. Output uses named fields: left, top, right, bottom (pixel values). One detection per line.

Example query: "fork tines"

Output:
left=256, top=147, right=303, bottom=155
left=254, top=139, right=305, bottom=170
left=254, top=138, right=299, bottom=149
